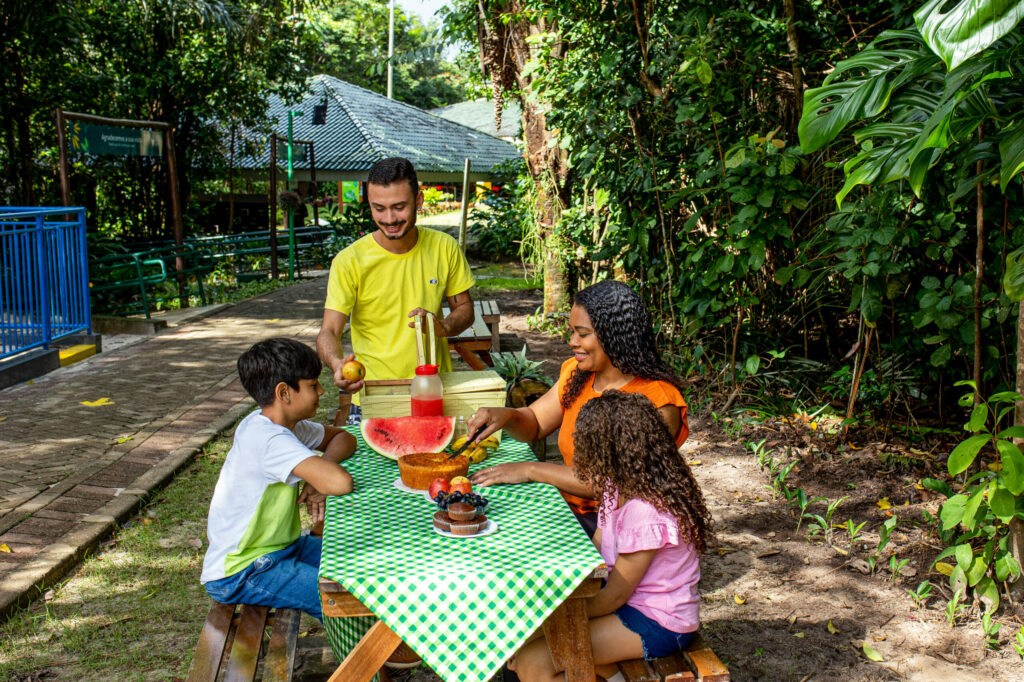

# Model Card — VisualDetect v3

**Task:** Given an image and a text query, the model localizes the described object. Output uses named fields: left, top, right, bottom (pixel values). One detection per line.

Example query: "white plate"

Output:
left=432, top=518, right=498, bottom=539
left=392, top=477, right=435, bottom=500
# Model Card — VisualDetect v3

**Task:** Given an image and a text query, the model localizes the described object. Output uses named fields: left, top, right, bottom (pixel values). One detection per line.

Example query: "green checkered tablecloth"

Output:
left=320, top=428, right=604, bottom=682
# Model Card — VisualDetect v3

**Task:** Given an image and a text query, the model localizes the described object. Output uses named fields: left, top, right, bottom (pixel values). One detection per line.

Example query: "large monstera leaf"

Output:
left=799, top=31, right=941, bottom=154
left=915, top=0, right=1024, bottom=71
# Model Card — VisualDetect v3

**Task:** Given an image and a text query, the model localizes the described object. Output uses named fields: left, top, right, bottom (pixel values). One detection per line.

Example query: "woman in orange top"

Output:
left=468, top=280, right=688, bottom=536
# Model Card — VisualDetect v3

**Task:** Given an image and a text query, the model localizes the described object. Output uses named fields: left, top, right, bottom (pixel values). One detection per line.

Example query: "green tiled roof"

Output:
left=237, top=75, right=521, bottom=179
left=430, top=98, right=522, bottom=139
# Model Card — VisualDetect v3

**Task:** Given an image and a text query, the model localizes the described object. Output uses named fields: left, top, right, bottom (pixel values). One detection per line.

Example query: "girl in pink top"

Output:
left=513, top=391, right=714, bottom=681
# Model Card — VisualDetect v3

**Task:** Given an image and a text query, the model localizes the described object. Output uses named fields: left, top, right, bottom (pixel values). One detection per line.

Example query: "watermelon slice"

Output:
left=360, top=416, right=456, bottom=460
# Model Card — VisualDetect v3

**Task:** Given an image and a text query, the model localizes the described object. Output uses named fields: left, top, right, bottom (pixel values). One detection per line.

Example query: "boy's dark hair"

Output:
left=237, top=338, right=322, bottom=407
left=367, top=157, right=419, bottom=196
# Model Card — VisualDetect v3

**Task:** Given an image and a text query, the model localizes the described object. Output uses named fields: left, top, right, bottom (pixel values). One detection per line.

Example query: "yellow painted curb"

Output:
left=58, top=344, right=96, bottom=367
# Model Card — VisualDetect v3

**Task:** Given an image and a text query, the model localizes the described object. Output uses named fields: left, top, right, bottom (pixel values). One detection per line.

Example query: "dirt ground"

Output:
left=351, top=270, right=1024, bottom=682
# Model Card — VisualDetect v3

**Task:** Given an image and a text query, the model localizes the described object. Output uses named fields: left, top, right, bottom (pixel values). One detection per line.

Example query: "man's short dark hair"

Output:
left=367, top=157, right=418, bottom=196
left=237, top=337, right=322, bottom=407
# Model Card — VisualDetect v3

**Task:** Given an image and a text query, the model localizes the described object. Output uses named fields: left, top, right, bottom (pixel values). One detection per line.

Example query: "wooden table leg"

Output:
left=542, top=583, right=598, bottom=682
left=452, top=342, right=488, bottom=370
left=326, top=620, right=402, bottom=682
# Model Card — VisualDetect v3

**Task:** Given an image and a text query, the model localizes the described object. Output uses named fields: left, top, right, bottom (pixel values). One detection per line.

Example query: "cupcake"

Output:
left=447, top=501, right=477, bottom=521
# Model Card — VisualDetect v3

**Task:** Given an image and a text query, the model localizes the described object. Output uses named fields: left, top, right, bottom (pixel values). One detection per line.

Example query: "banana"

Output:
left=478, top=435, right=500, bottom=449
left=450, top=435, right=469, bottom=450
left=467, top=446, right=489, bottom=464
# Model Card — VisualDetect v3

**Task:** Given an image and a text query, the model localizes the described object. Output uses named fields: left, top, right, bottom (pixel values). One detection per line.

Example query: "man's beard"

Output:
left=379, top=215, right=415, bottom=241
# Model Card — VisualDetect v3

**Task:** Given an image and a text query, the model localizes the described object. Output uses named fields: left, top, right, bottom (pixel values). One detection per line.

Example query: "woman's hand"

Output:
left=470, top=462, right=534, bottom=487
left=466, top=407, right=514, bottom=442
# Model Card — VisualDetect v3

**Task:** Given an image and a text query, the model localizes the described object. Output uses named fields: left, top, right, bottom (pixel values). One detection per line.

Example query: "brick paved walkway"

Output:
left=0, top=276, right=329, bottom=618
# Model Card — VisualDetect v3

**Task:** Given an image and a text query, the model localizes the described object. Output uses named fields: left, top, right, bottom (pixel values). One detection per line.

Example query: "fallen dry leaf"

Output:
left=43, top=589, right=56, bottom=602
left=81, top=397, right=114, bottom=407
left=756, top=550, right=781, bottom=559
left=934, top=562, right=954, bottom=577
left=876, top=497, right=891, bottom=510
left=688, top=460, right=703, bottom=466
left=0, top=543, right=10, bottom=553
left=861, top=642, right=884, bottom=662
left=793, top=632, right=805, bottom=638
left=188, top=538, right=203, bottom=549
left=788, top=614, right=798, bottom=625
left=734, top=595, right=747, bottom=605
left=827, top=620, right=839, bottom=634
left=850, top=558, right=872, bottom=574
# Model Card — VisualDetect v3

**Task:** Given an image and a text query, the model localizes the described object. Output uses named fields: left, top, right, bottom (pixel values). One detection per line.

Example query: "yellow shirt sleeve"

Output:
left=324, top=245, right=360, bottom=315
left=444, top=235, right=475, bottom=297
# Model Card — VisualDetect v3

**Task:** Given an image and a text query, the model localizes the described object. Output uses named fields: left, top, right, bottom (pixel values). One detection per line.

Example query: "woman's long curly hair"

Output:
left=574, top=391, right=714, bottom=553
left=561, top=280, right=685, bottom=410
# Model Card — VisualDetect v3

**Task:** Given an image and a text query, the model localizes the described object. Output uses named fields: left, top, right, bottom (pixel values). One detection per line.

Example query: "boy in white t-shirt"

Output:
left=201, top=338, right=355, bottom=620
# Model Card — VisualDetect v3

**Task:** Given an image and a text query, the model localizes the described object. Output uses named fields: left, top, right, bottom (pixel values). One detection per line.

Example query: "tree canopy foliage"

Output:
left=0, top=0, right=471, bottom=242
left=448, top=0, right=1024, bottom=420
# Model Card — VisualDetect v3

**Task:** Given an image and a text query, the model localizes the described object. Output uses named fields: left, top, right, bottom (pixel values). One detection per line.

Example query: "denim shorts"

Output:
left=615, top=603, right=697, bottom=659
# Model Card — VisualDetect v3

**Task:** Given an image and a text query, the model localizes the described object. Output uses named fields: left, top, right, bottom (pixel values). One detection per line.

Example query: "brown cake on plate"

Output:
left=398, top=452, right=469, bottom=490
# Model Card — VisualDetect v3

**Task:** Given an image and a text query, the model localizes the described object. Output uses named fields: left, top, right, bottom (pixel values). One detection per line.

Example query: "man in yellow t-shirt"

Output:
left=316, top=157, right=476, bottom=417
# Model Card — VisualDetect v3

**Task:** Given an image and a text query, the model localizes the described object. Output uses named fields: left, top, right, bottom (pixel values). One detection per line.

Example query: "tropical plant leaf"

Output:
left=798, top=31, right=935, bottom=153
left=996, top=439, right=1024, bottom=494
left=939, top=494, right=968, bottom=529
left=947, top=433, right=991, bottom=475
left=999, top=119, right=1024, bottom=187
left=1003, top=246, right=1024, bottom=302
left=915, top=0, right=1024, bottom=71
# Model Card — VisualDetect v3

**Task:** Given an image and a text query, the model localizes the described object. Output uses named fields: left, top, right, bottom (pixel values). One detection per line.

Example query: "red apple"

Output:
left=428, top=477, right=451, bottom=499
left=450, top=476, right=472, bottom=495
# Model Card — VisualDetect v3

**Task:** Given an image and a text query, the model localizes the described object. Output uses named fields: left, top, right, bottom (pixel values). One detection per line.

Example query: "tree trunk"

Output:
left=478, top=3, right=572, bottom=315
left=1012, top=300, right=1024, bottom=600
left=783, top=0, right=804, bottom=119
left=973, top=141, right=984, bottom=404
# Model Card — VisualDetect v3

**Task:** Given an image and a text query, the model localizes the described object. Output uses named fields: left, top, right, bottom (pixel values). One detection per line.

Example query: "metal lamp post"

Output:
left=286, top=110, right=303, bottom=280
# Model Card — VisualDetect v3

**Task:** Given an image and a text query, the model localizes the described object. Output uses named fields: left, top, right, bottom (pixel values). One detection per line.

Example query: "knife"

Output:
left=448, top=426, right=486, bottom=459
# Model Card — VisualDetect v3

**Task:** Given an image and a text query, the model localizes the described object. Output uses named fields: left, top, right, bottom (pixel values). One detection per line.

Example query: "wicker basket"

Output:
left=361, top=370, right=507, bottom=440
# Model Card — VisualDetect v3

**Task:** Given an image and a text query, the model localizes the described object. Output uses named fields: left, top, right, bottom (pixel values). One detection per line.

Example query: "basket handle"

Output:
left=413, top=312, right=439, bottom=367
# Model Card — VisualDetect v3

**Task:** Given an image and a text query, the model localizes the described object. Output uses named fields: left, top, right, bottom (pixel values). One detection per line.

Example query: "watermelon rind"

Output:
left=360, top=416, right=456, bottom=460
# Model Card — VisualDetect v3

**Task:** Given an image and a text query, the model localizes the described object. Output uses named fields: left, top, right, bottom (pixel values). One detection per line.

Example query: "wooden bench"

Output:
left=187, top=602, right=302, bottom=682
left=617, top=635, right=730, bottom=682
left=444, top=299, right=501, bottom=370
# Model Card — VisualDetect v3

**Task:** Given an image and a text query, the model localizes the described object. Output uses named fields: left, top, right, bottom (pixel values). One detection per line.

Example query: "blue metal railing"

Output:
left=0, top=207, right=91, bottom=360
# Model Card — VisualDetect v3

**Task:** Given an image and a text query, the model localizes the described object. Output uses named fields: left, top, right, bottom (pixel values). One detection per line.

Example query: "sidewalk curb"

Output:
left=0, top=397, right=255, bottom=621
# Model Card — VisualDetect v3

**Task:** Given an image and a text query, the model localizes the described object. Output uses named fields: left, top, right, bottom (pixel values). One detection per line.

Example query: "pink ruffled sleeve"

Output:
left=615, top=499, right=681, bottom=554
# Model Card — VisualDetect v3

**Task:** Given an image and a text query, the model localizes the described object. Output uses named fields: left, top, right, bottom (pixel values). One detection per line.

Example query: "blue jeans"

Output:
left=615, top=603, right=697, bottom=659
left=204, top=535, right=323, bottom=621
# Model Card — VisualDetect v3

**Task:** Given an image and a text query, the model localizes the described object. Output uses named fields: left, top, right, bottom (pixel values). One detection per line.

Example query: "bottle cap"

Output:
left=415, top=364, right=439, bottom=376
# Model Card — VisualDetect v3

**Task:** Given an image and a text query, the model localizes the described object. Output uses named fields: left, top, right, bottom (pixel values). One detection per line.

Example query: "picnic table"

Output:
left=319, top=430, right=605, bottom=682
left=443, top=299, right=501, bottom=370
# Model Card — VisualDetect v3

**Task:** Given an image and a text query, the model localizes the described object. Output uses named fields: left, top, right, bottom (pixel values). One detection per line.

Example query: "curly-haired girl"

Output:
left=468, top=280, right=688, bottom=536
left=512, top=391, right=713, bottom=682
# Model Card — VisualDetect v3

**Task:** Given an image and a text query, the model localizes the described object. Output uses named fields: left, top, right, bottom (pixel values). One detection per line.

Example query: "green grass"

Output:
left=471, top=261, right=541, bottom=291
left=474, top=275, right=541, bottom=291
left=0, top=366, right=341, bottom=680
